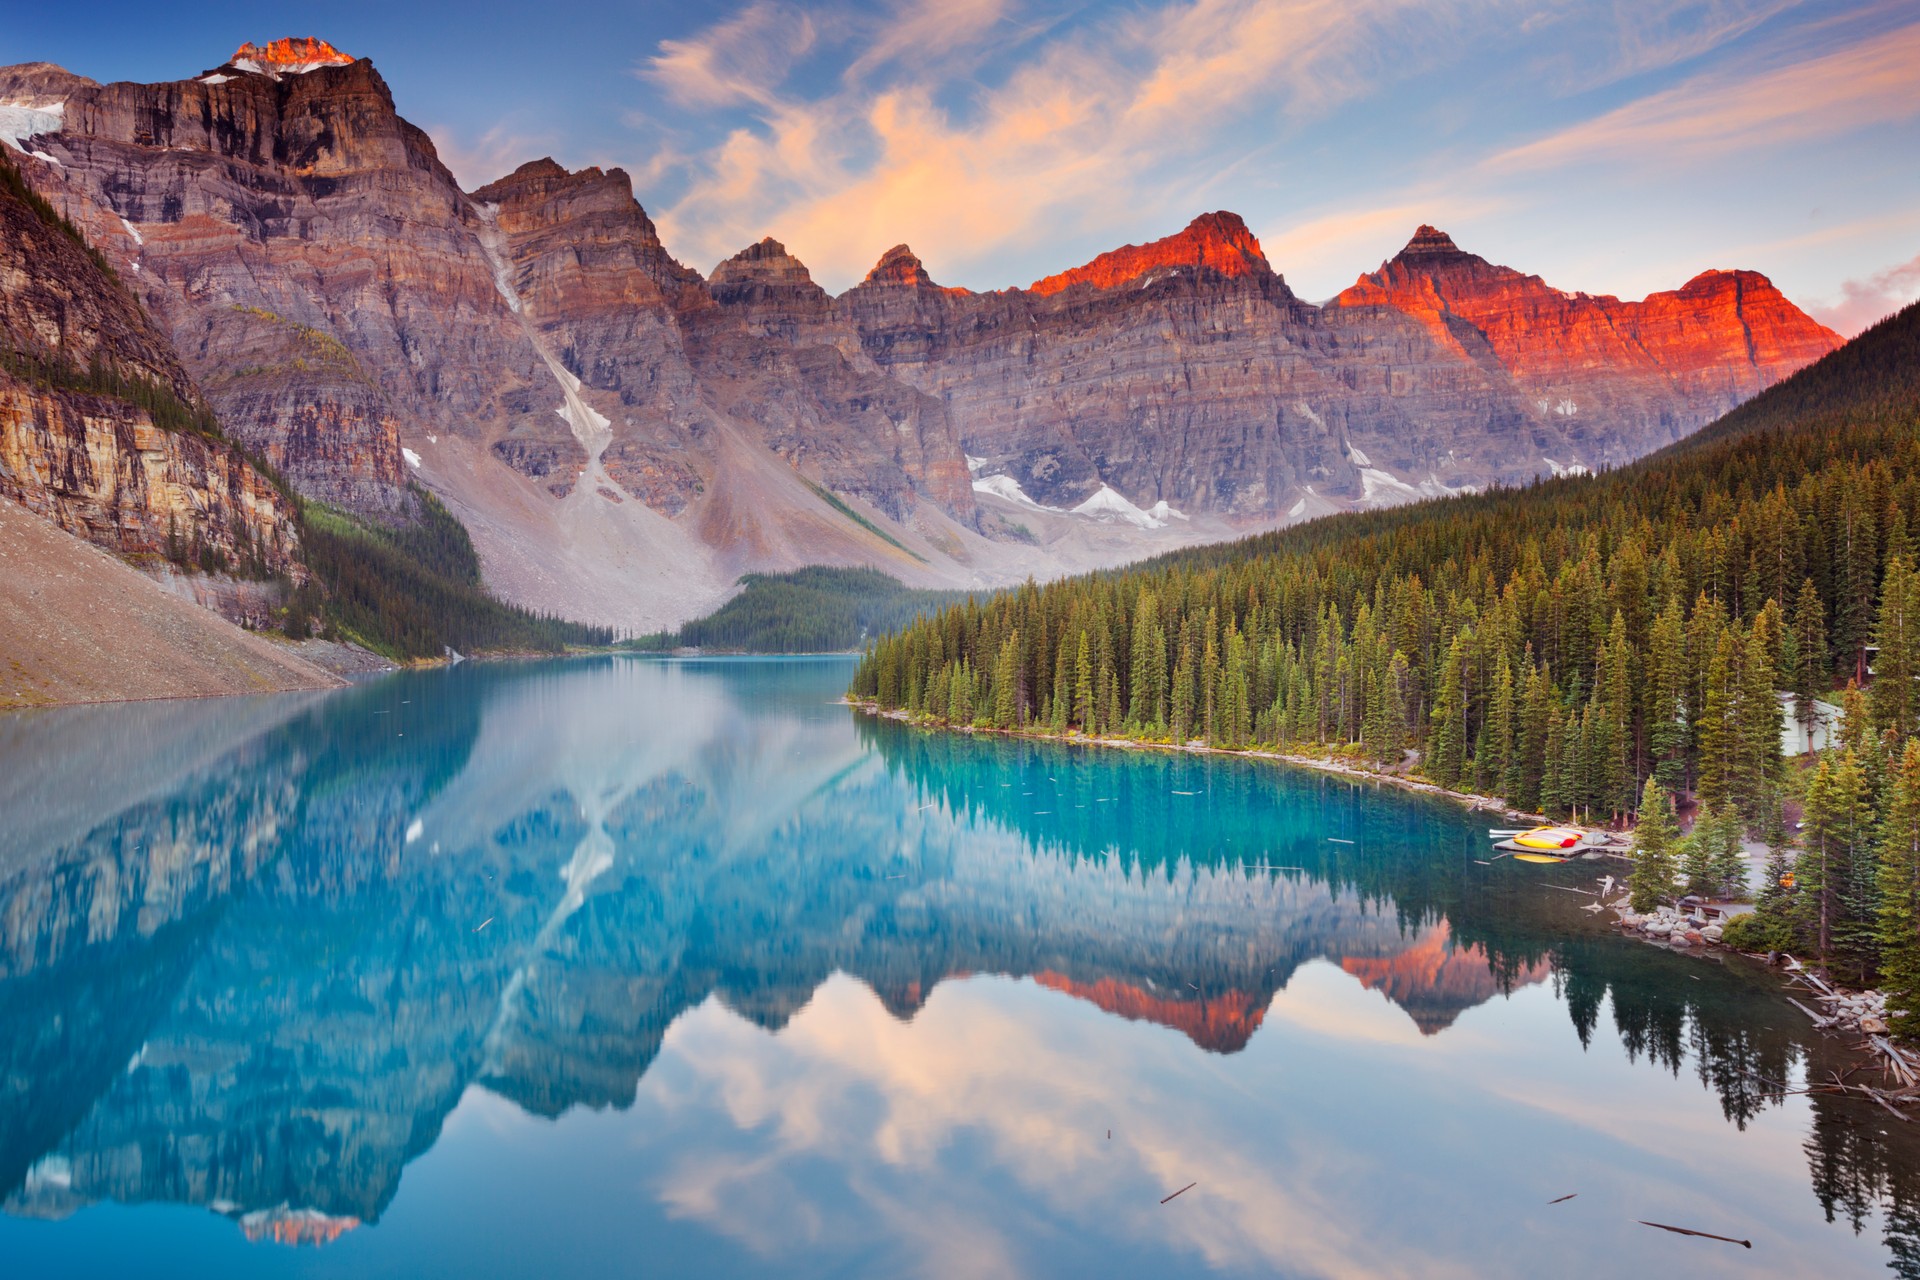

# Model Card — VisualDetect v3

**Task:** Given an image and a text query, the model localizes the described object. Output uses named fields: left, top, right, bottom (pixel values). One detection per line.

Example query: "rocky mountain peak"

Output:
left=229, top=37, right=355, bottom=76
left=863, top=244, right=941, bottom=288
left=1397, top=224, right=1464, bottom=259
left=710, top=237, right=816, bottom=288
left=1027, top=210, right=1270, bottom=296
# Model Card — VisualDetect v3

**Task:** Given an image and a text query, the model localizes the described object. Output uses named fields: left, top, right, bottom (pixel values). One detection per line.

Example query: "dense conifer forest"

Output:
left=853, top=301, right=1920, bottom=999
left=296, top=491, right=613, bottom=659
left=629, top=566, right=963, bottom=652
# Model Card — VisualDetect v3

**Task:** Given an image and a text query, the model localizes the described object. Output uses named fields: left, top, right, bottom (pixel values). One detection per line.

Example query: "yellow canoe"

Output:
left=1512, top=826, right=1590, bottom=850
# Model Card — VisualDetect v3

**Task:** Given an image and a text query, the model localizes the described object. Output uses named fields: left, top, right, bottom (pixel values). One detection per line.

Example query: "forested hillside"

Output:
left=853, top=302, right=1920, bottom=992
left=295, top=492, right=614, bottom=659
left=630, top=567, right=963, bottom=653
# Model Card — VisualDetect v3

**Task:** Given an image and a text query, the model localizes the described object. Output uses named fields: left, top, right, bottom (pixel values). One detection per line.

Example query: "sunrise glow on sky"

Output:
left=8, top=0, right=1917, bottom=330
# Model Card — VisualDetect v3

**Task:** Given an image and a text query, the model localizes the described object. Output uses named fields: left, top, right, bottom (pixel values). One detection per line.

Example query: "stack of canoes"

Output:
left=1488, top=826, right=1611, bottom=862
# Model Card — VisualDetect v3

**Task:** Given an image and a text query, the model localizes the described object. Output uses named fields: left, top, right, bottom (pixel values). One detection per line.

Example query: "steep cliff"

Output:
left=0, top=154, right=300, bottom=573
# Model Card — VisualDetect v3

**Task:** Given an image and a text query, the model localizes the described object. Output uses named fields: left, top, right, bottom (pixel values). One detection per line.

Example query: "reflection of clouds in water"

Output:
left=645, top=974, right=1478, bottom=1280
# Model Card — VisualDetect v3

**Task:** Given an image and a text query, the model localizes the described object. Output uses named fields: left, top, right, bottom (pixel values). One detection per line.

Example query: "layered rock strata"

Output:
left=0, top=152, right=300, bottom=572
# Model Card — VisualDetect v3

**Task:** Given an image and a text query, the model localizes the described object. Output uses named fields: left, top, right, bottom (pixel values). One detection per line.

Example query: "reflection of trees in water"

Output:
left=1804, top=1083, right=1920, bottom=1275
left=866, top=714, right=1920, bottom=1274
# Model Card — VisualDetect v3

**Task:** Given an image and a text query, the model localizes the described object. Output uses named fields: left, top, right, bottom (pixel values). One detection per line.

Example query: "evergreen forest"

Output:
left=629, top=566, right=965, bottom=653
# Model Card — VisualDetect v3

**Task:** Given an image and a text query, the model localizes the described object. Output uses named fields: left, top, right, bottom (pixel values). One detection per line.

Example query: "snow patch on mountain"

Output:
left=0, top=102, right=63, bottom=154
left=972, top=475, right=1184, bottom=529
left=972, top=473, right=1044, bottom=508
left=1074, top=485, right=1184, bottom=529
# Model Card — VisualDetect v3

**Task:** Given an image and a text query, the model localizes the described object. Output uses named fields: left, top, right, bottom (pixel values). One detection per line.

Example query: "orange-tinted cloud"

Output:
left=651, top=0, right=1478, bottom=291
left=1810, top=252, right=1920, bottom=335
left=1489, top=19, right=1920, bottom=170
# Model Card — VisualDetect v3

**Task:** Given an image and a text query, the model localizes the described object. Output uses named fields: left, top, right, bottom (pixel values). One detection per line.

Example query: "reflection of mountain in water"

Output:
left=1341, top=921, right=1551, bottom=1036
left=2, top=658, right=1918, bottom=1269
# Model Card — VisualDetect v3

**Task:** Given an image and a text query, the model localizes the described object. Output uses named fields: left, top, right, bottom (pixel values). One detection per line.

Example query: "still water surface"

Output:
left=1, top=657, right=1916, bottom=1278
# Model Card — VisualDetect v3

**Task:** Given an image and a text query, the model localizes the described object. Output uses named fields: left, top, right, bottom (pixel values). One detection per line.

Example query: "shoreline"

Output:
left=842, top=698, right=1552, bottom=825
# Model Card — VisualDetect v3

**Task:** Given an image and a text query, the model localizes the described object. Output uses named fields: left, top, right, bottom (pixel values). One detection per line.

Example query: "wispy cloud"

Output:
left=644, top=1, right=822, bottom=109
left=651, top=0, right=1497, bottom=289
left=1810, top=252, right=1920, bottom=335
left=843, top=0, right=1014, bottom=82
left=427, top=121, right=559, bottom=190
left=1489, top=19, right=1920, bottom=170
left=1257, top=194, right=1508, bottom=292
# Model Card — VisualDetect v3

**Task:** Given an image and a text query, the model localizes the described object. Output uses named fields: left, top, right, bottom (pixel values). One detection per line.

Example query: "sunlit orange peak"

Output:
left=1028, top=211, right=1269, bottom=296
left=230, top=37, right=355, bottom=71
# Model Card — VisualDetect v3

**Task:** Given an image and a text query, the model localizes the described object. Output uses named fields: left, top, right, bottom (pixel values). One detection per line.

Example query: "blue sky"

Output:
left=6, top=0, right=1916, bottom=328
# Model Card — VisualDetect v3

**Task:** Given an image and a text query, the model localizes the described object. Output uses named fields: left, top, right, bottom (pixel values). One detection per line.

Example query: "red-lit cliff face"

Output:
left=861, top=244, right=973, bottom=296
left=1331, top=226, right=1842, bottom=432
left=1340, top=922, right=1552, bottom=1036
left=832, top=216, right=1839, bottom=516
left=1028, top=212, right=1270, bottom=296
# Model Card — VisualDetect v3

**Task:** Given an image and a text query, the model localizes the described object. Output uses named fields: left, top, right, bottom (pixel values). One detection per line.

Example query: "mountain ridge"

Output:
left=0, top=40, right=1845, bottom=631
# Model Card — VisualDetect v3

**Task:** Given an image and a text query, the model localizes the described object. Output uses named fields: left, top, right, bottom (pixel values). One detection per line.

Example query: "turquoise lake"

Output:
left=1, top=655, right=1916, bottom=1277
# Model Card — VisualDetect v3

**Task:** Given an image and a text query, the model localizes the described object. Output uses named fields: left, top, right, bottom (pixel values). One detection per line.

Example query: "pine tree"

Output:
left=1427, top=634, right=1469, bottom=789
left=992, top=630, right=1023, bottom=728
left=1513, top=660, right=1550, bottom=810
left=1476, top=651, right=1515, bottom=797
left=1681, top=809, right=1716, bottom=897
left=1705, top=805, right=1750, bottom=900
left=1736, top=612, right=1784, bottom=824
left=1073, top=630, right=1094, bottom=731
left=1598, top=610, right=1635, bottom=815
left=1383, top=650, right=1413, bottom=764
left=1799, top=750, right=1879, bottom=981
left=1646, top=600, right=1688, bottom=792
left=1630, top=777, right=1680, bottom=913
left=1791, top=577, right=1831, bottom=742
left=1877, top=740, right=1920, bottom=1037
left=1695, top=633, right=1738, bottom=812
left=1050, top=635, right=1072, bottom=732
left=1873, top=556, right=1920, bottom=743
left=1171, top=630, right=1196, bottom=743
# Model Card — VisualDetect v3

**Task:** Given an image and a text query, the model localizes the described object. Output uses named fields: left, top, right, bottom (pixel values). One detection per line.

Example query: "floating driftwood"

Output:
left=1638, top=1221, right=1751, bottom=1248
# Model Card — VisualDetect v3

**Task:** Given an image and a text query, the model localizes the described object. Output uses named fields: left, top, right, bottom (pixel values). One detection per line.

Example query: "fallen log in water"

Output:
left=1638, top=1222, right=1751, bottom=1249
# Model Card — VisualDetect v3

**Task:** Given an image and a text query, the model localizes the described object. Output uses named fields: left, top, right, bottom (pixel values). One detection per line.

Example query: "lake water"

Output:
left=1, top=656, right=1916, bottom=1278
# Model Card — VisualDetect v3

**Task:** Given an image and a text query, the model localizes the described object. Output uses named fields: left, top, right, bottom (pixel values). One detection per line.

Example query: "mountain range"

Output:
left=0, top=37, right=1842, bottom=633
